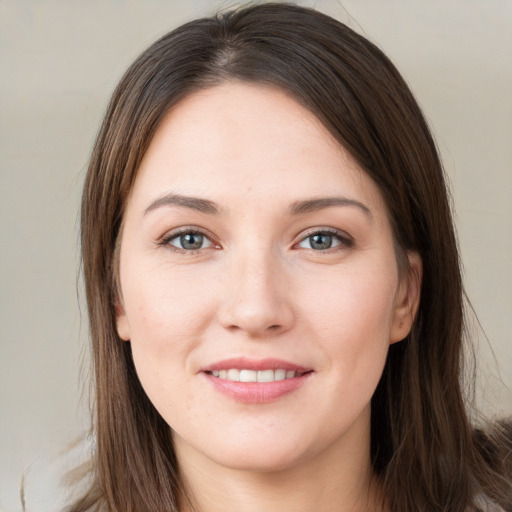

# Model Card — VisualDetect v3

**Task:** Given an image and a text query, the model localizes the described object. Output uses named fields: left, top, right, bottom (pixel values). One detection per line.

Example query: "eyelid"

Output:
left=158, top=226, right=221, bottom=252
left=294, top=227, right=354, bottom=250
left=156, top=225, right=352, bottom=253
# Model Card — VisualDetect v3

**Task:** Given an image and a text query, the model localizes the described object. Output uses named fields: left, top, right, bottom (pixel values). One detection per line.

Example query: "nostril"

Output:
left=218, top=291, right=294, bottom=336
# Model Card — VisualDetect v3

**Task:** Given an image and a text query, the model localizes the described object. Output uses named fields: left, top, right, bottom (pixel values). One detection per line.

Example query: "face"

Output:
left=116, top=82, right=421, bottom=474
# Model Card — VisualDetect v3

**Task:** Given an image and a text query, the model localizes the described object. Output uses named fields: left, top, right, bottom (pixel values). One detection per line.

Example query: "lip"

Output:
left=201, top=357, right=313, bottom=404
left=201, top=357, right=311, bottom=373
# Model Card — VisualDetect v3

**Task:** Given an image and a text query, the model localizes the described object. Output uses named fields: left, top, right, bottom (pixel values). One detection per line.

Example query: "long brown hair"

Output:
left=75, top=3, right=511, bottom=511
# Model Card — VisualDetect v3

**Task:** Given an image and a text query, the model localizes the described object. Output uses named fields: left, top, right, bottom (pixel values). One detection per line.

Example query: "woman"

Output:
left=73, top=3, right=511, bottom=511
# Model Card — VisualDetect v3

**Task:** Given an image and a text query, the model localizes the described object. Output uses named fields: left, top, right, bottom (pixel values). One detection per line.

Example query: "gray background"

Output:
left=1, top=1, right=511, bottom=510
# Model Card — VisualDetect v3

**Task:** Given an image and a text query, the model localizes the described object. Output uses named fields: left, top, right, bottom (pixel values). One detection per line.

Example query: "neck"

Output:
left=175, top=412, right=387, bottom=512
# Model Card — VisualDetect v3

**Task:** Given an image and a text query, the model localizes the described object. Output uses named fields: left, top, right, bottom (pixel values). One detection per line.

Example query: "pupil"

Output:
left=311, top=234, right=332, bottom=250
left=181, top=233, right=203, bottom=250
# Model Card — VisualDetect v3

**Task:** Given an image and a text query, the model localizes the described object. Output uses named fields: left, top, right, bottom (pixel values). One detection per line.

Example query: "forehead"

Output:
left=129, top=82, right=386, bottom=215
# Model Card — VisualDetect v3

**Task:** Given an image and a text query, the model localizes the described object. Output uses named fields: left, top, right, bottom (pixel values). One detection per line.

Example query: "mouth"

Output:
left=207, top=368, right=310, bottom=382
left=201, top=358, right=314, bottom=403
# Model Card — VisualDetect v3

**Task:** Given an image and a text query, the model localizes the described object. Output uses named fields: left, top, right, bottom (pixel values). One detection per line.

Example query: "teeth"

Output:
left=257, top=369, right=274, bottom=382
left=274, top=369, right=286, bottom=381
left=239, top=369, right=257, bottom=382
left=227, top=369, right=240, bottom=381
left=211, top=369, right=299, bottom=382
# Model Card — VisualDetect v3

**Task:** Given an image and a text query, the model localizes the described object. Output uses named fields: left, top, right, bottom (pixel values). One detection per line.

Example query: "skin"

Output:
left=116, top=82, right=422, bottom=512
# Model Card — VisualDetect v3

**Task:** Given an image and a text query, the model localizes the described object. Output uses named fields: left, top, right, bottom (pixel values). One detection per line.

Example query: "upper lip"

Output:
left=201, top=357, right=312, bottom=373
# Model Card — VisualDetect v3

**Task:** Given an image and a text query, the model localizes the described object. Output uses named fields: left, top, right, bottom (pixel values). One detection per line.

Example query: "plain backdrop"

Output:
left=1, top=1, right=511, bottom=510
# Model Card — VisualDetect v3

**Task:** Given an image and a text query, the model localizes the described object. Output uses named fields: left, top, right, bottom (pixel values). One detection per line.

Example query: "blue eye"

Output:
left=297, top=231, right=351, bottom=251
left=166, top=231, right=213, bottom=251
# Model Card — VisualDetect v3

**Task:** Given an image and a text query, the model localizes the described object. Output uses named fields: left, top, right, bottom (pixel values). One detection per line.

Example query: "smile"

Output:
left=209, top=368, right=303, bottom=382
left=202, top=358, right=313, bottom=403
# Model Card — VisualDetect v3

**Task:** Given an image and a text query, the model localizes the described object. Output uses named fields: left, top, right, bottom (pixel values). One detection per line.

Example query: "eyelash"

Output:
left=158, top=227, right=218, bottom=254
left=158, top=227, right=353, bottom=253
left=295, top=228, right=354, bottom=252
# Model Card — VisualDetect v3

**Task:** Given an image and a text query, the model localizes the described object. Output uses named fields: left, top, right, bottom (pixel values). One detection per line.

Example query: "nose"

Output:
left=218, top=251, right=294, bottom=338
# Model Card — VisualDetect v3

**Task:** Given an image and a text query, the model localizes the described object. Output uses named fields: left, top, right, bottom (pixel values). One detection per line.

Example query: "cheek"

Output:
left=121, top=265, right=218, bottom=390
left=300, top=263, right=397, bottom=387
left=306, top=263, right=397, bottom=337
left=124, top=263, right=216, bottom=337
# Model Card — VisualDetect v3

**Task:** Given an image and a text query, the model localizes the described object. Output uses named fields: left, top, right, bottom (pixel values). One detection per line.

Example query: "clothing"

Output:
left=22, top=436, right=92, bottom=512
left=475, top=494, right=507, bottom=512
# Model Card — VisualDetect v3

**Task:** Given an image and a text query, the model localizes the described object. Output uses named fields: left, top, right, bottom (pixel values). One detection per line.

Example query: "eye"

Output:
left=296, top=230, right=352, bottom=251
left=163, top=230, right=215, bottom=251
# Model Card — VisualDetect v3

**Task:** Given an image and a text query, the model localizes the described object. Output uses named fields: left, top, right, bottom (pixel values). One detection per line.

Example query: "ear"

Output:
left=115, top=299, right=131, bottom=341
left=390, top=251, right=422, bottom=344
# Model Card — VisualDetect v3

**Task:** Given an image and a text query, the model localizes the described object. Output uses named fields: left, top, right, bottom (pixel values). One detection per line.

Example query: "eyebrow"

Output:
left=288, top=197, right=373, bottom=219
left=144, top=193, right=372, bottom=219
left=144, top=193, right=221, bottom=216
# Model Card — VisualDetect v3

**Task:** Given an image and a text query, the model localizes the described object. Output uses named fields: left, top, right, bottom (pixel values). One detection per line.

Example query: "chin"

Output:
left=206, top=428, right=331, bottom=473
left=212, top=446, right=308, bottom=473
left=174, top=427, right=312, bottom=474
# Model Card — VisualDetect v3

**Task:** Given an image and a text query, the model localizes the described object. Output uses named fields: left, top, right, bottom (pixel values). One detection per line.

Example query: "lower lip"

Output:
left=203, top=372, right=312, bottom=403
